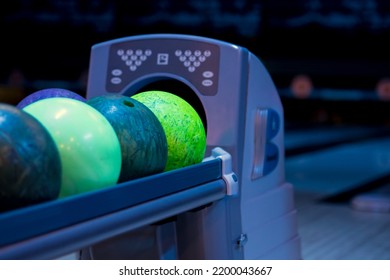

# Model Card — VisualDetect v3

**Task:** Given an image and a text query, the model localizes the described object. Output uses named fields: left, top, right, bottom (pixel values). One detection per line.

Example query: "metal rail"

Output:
left=0, top=158, right=226, bottom=259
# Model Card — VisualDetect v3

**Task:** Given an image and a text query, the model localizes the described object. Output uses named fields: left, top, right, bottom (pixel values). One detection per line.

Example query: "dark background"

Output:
left=1, top=0, right=390, bottom=125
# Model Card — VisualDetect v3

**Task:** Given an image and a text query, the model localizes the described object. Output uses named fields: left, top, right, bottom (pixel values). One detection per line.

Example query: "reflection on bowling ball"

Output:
left=87, top=94, right=168, bottom=182
left=23, top=97, right=122, bottom=198
left=0, top=103, right=61, bottom=212
left=132, top=91, right=206, bottom=171
left=17, top=88, right=86, bottom=109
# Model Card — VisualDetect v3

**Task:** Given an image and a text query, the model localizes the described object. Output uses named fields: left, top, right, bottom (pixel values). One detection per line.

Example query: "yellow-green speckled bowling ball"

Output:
left=132, top=91, right=206, bottom=171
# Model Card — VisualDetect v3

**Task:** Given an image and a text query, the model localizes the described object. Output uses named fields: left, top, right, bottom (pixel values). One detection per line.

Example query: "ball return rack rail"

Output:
left=0, top=148, right=236, bottom=260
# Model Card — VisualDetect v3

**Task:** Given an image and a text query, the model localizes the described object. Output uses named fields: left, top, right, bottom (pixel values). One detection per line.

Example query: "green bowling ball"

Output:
left=132, top=90, right=206, bottom=171
left=23, top=97, right=121, bottom=197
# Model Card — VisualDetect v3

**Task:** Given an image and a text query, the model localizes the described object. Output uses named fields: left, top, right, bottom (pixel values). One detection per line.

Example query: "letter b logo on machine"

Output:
left=252, top=108, right=280, bottom=180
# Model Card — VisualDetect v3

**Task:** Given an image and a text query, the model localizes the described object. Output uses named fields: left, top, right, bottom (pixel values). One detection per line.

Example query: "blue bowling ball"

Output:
left=0, top=103, right=62, bottom=212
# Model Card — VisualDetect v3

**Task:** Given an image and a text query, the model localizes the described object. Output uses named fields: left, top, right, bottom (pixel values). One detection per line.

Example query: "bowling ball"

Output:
left=17, top=88, right=86, bottom=109
left=87, top=94, right=168, bottom=182
left=0, top=103, right=61, bottom=212
left=23, top=97, right=121, bottom=198
left=132, top=91, right=206, bottom=171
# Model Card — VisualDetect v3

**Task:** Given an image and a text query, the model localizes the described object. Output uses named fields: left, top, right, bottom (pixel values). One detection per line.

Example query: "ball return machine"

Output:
left=0, top=34, right=300, bottom=260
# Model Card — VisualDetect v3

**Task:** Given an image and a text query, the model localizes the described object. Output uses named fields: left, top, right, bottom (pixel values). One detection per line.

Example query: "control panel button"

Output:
left=202, top=79, right=213, bottom=87
left=111, top=69, right=122, bottom=76
left=203, top=71, right=214, bottom=78
left=111, top=77, right=122, bottom=84
left=157, top=53, right=169, bottom=65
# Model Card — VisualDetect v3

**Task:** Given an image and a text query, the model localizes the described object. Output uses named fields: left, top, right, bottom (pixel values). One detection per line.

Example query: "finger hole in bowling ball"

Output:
left=123, top=100, right=135, bottom=107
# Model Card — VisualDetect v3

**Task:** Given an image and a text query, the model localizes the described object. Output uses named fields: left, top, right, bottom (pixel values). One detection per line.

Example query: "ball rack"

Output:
left=0, top=148, right=237, bottom=259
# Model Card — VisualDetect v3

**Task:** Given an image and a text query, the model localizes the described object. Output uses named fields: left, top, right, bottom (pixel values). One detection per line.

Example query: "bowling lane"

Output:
left=285, top=124, right=390, bottom=157
left=285, top=135, right=390, bottom=197
left=285, top=133, right=390, bottom=260
left=294, top=188, right=390, bottom=260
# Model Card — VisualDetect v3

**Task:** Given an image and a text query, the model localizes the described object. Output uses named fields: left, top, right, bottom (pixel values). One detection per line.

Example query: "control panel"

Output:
left=106, top=38, right=220, bottom=96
